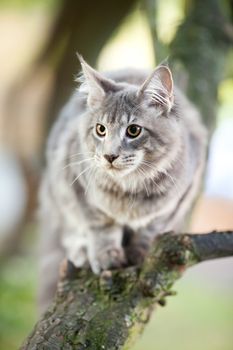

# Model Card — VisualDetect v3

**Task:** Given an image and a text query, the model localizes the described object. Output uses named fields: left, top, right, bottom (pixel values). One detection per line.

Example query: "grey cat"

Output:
left=39, top=56, right=207, bottom=311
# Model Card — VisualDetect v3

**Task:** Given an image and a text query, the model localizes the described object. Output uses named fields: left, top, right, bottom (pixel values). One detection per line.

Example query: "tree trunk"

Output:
left=169, top=0, right=233, bottom=133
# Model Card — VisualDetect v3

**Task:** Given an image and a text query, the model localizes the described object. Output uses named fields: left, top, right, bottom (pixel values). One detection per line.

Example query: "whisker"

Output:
left=67, top=151, right=94, bottom=159
left=93, top=167, right=99, bottom=200
left=140, top=161, right=164, bottom=193
left=85, top=166, right=96, bottom=195
left=137, top=168, right=150, bottom=196
left=70, top=165, right=93, bottom=186
left=141, top=161, right=155, bottom=171
left=129, top=176, right=137, bottom=209
left=61, top=157, right=95, bottom=171
left=159, top=168, right=181, bottom=196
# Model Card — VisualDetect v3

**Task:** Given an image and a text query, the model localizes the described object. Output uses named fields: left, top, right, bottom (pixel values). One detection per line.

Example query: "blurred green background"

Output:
left=0, top=0, right=232, bottom=349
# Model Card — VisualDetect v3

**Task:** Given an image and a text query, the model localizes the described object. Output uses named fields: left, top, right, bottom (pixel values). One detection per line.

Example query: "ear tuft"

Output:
left=138, top=65, right=174, bottom=112
left=76, top=54, right=105, bottom=108
left=76, top=53, right=120, bottom=109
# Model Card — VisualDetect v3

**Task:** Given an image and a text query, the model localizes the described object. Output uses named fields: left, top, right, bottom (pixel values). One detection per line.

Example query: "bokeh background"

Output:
left=0, top=0, right=233, bottom=349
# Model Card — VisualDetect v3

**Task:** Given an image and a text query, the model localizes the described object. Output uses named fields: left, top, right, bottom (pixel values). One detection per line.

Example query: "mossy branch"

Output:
left=21, top=231, right=233, bottom=350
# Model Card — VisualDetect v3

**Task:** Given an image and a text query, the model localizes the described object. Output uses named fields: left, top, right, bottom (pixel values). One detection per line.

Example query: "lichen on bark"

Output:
left=21, top=231, right=233, bottom=350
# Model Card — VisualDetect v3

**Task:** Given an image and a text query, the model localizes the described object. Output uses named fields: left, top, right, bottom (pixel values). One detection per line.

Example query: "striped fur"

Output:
left=38, top=61, right=207, bottom=311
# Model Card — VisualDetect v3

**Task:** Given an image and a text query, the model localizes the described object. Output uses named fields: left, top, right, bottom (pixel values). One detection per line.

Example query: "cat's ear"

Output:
left=138, top=65, right=174, bottom=112
left=77, top=54, right=119, bottom=108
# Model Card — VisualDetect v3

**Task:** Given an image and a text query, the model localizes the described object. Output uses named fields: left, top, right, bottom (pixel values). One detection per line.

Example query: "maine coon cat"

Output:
left=39, top=56, right=207, bottom=310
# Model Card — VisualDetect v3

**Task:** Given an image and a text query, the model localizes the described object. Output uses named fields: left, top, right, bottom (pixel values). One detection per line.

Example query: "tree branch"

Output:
left=21, top=231, right=233, bottom=350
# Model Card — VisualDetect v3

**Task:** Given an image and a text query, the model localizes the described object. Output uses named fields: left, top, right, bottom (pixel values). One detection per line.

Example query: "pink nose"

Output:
left=104, top=154, right=119, bottom=164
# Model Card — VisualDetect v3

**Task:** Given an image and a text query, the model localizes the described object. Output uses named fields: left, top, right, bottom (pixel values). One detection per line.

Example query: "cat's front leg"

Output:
left=87, top=224, right=125, bottom=274
left=124, top=225, right=156, bottom=266
left=62, top=230, right=88, bottom=268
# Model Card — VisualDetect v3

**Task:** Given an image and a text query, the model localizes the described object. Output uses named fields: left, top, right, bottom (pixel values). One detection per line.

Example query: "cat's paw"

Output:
left=90, top=247, right=126, bottom=274
left=125, top=241, right=150, bottom=266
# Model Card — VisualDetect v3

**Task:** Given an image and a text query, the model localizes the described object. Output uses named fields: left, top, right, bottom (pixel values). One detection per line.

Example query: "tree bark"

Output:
left=21, top=231, right=233, bottom=350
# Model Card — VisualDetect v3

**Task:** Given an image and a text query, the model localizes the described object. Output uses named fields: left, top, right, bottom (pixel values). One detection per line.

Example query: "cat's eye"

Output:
left=96, top=123, right=106, bottom=137
left=126, top=124, right=142, bottom=138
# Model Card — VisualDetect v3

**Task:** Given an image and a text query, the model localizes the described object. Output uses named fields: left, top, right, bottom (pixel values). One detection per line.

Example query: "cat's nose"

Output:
left=104, top=154, right=119, bottom=164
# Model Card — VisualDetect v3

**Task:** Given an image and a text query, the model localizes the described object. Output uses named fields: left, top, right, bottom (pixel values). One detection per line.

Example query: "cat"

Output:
left=38, top=56, right=207, bottom=311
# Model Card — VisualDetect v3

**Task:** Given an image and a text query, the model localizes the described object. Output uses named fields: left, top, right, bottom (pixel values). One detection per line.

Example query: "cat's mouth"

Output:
left=105, top=163, right=121, bottom=171
left=97, top=156, right=139, bottom=176
left=104, top=163, right=136, bottom=178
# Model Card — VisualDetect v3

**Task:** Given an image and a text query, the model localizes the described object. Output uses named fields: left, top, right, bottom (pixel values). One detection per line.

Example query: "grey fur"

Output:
left=39, top=58, right=207, bottom=311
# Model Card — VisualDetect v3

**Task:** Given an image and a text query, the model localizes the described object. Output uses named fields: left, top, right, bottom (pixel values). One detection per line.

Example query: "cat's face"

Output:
left=91, top=109, right=145, bottom=177
left=78, top=56, right=180, bottom=180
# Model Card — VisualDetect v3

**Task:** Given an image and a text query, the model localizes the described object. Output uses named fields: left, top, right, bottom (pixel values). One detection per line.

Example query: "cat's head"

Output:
left=77, top=56, right=181, bottom=181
